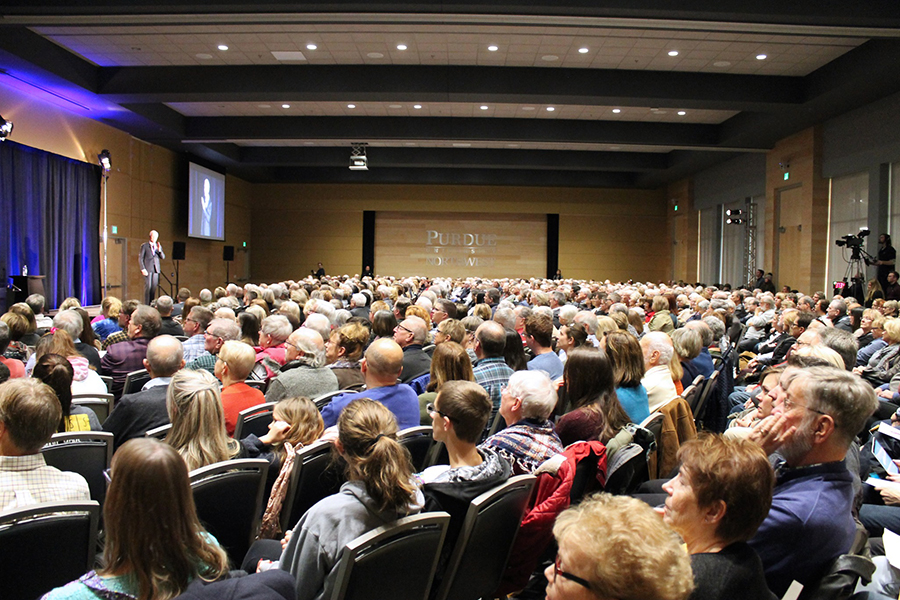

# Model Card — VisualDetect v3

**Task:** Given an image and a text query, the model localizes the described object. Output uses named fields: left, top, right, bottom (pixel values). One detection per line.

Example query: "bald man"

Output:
left=393, top=315, right=432, bottom=382
left=640, top=332, right=678, bottom=412
left=319, top=338, right=419, bottom=429
left=139, top=229, right=165, bottom=304
left=266, top=328, right=339, bottom=403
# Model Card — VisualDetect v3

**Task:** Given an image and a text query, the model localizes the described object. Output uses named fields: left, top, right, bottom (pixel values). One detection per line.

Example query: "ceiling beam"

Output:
left=97, top=65, right=801, bottom=112
left=236, top=146, right=669, bottom=171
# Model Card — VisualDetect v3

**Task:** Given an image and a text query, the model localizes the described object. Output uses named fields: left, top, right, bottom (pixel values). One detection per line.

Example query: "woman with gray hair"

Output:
left=672, top=327, right=703, bottom=389
left=256, top=314, right=293, bottom=373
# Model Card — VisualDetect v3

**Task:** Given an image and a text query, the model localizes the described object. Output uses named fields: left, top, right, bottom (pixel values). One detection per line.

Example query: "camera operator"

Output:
left=875, top=233, right=896, bottom=291
left=885, top=271, right=900, bottom=302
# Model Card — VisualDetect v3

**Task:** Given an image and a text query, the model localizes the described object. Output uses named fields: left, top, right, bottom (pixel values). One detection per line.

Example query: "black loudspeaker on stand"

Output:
left=223, top=245, right=234, bottom=285
left=172, top=241, right=186, bottom=292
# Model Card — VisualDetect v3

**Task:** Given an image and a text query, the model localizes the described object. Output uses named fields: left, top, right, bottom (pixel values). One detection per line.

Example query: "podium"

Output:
left=8, top=275, right=45, bottom=306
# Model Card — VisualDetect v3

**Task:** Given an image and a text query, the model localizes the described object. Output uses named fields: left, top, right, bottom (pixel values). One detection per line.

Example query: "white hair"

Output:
left=507, top=370, right=557, bottom=420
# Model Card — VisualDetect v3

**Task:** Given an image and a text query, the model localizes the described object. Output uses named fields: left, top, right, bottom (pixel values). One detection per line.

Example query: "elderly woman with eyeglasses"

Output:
left=546, top=493, right=694, bottom=600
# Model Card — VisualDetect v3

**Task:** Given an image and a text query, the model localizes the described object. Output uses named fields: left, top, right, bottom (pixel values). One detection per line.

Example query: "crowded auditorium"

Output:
left=3, top=3, right=900, bottom=600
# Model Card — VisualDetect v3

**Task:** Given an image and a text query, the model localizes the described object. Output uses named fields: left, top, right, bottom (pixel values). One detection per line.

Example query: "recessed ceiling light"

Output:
left=347, top=104, right=356, bottom=109
left=413, top=104, right=422, bottom=109
left=488, top=45, right=499, bottom=52
left=367, top=52, right=384, bottom=59
left=405, top=142, right=417, bottom=146
left=522, top=106, right=536, bottom=111
left=389, top=104, right=402, bottom=109
left=578, top=47, right=589, bottom=54
left=258, top=104, right=271, bottom=108
left=480, top=105, right=489, bottom=110
left=303, top=142, right=315, bottom=146
left=546, top=107, right=555, bottom=112
left=609, top=146, right=621, bottom=150
left=667, top=50, right=679, bottom=57
left=452, top=143, right=471, bottom=147
left=196, top=53, right=213, bottom=59
left=507, top=144, right=520, bottom=148
left=756, top=54, right=767, bottom=60
left=217, top=45, right=229, bottom=51
left=612, top=108, right=621, bottom=114
left=541, top=55, right=559, bottom=61
left=713, top=60, right=732, bottom=67
left=397, top=44, right=408, bottom=51
left=677, top=111, right=687, bottom=116
left=306, top=44, right=317, bottom=51
left=281, top=104, right=290, bottom=109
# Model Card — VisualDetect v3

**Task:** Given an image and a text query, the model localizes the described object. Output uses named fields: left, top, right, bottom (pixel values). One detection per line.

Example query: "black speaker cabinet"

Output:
left=223, top=245, right=235, bottom=262
left=172, top=241, right=186, bottom=261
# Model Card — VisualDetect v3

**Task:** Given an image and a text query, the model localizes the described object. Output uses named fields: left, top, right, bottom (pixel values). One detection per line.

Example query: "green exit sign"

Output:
left=783, top=172, right=790, bottom=181
left=111, top=225, right=117, bottom=234
left=243, top=241, right=247, bottom=247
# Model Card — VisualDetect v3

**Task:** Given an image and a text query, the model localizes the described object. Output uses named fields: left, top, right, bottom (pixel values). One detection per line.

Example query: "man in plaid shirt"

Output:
left=0, top=378, right=90, bottom=511
left=471, top=321, right=514, bottom=438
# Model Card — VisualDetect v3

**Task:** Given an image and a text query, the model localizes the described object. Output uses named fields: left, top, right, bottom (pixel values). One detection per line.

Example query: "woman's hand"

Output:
left=259, top=420, right=291, bottom=445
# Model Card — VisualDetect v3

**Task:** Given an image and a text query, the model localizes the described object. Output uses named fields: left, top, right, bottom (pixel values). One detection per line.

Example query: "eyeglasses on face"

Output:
left=426, top=402, right=458, bottom=423
left=395, top=324, right=414, bottom=334
left=781, top=393, right=829, bottom=416
left=552, top=554, right=594, bottom=592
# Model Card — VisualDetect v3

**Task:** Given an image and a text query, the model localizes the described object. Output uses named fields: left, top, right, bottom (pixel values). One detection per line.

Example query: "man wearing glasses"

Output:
left=747, top=366, right=877, bottom=596
left=186, top=318, right=240, bottom=375
left=181, top=306, right=214, bottom=363
left=393, top=316, right=431, bottom=383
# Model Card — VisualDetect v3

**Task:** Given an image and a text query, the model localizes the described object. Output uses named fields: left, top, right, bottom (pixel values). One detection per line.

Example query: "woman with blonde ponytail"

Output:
left=278, top=398, right=423, bottom=600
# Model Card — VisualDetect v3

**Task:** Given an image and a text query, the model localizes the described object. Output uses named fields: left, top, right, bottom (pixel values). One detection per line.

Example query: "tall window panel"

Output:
left=891, top=162, right=900, bottom=238
left=698, top=207, right=719, bottom=284
left=828, top=172, right=869, bottom=287
left=721, top=200, right=746, bottom=287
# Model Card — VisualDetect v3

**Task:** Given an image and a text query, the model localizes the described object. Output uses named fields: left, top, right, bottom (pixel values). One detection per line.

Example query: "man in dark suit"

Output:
left=393, top=315, right=431, bottom=382
left=101, top=304, right=161, bottom=398
left=139, top=229, right=165, bottom=304
left=103, top=334, right=183, bottom=450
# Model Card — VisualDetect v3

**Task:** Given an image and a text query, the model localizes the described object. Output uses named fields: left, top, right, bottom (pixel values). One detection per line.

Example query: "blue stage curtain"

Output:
left=0, top=140, right=101, bottom=309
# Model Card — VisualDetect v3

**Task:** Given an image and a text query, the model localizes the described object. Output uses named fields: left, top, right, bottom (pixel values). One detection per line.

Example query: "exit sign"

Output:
left=783, top=172, right=790, bottom=181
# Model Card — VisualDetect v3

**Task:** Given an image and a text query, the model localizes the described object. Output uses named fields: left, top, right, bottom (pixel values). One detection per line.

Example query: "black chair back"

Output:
left=99, top=375, right=113, bottom=393
left=0, top=501, right=99, bottom=600
left=42, top=432, right=113, bottom=508
left=692, top=370, right=720, bottom=424
left=313, top=389, right=354, bottom=411
left=332, top=512, right=451, bottom=600
left=233, top=401, right=277, bottom=440
left=190, top=459, right=269, bottom=567
left=280, top=441, right=345, bottom=532
left=433, top=475, right=536, bottom=600
left=71, top=394, right=114, bottom=424
left=244, top=379, right=266, bottom=391
left=398, top=426, right=434, bottom=472
left=122, top=368, right=151, bottom=396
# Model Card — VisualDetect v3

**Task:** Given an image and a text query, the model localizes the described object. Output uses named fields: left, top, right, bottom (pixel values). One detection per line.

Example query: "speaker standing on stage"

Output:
left=139, top=230, right=165, bottom=304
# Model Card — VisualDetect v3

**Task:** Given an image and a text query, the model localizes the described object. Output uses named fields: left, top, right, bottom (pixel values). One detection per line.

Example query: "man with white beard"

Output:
left=747, top=366, right=876, bottom=596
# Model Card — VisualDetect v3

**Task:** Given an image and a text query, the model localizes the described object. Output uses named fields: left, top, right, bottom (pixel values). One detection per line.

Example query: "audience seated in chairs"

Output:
left=41, top=438, right=233, bottom=600
left=33, top=353, right=101, bottom=432
left=658, top=434, right=776, bottom=600
left=480, top=370, right=563, bottom=475
left=166, top=369, right=245, bottom=471
left=103, top=335, right=184, bottom=451
left=0, top=377, right=90, bottom=510
left=266, top=328, right=339, bottom=404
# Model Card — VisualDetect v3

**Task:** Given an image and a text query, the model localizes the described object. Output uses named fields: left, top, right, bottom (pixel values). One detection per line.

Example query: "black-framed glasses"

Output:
left=395, top=324, right=413, bottom=335
left=782, top=394, right=829, bottom=416
left=553, top=554, right=594, bottom=592
left=426, top=402, right=458, bottom=423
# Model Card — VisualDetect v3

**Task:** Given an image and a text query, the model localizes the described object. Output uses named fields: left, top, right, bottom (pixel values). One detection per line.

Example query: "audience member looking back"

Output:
left=279, top=398, right=423, bottom=600
left=42, top=438, right=230, bottom=600
left=166, top=369, right=243, bottom=471
left=659, top=434, right=776, bottom=600
left=547, top=493, right=693, bottom=600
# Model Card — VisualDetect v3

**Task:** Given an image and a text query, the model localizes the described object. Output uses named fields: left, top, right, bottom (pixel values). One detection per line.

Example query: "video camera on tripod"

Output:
left=835, top=227, right=870, bottom=253
left=833, top=227, right=873, bottom=299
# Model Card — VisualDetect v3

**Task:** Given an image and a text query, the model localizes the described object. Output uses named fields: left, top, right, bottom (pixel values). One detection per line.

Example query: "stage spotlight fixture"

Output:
left=725, top=209, right=743, bottom=217
left=0, top=115, right=12, bottom=141
left=726, top=217, right=744, bottom=225
left=349, top=143, right=368, bottom=170
left=98, top=149, right=112, bottom=172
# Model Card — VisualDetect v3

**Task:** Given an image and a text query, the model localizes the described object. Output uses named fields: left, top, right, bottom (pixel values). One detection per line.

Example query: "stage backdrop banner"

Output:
left=375, top=212, right=546, bottom=278
left=0, top=140, right=101, bottom=309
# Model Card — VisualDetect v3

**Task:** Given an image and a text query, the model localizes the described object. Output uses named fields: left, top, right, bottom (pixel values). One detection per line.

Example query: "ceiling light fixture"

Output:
left=546, top=107, right=555, bottom=112
left=541, top=55, right=559, bottom=61
left=413, top=104, right=422, bottom=109
left=98, top=149, right=111, bottom=172
left=488, top=45, right=499, bottom=52
left=480, top=105, right=489, bottom=110
left=347, top=104, right=356, bottom=109
left=349, top=143, right=368, bottom=171
left=677, top=111, right=686, bottom=116
left=668, top=50, right=679, bottom=57
left=306, top=44, right=317, bottom=50
left=397, top=44, right=408, bottom=51
left=282, top=104, right=290, bottom=109
left=756, top=54, right=767, bottom=60
left=217, top=45, right=229, bottom=51
left=578, top=47, right=589, bottom=54
left=367, top=52, right=384, bottom=59
left=612, top=108, right=621, bottom=114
